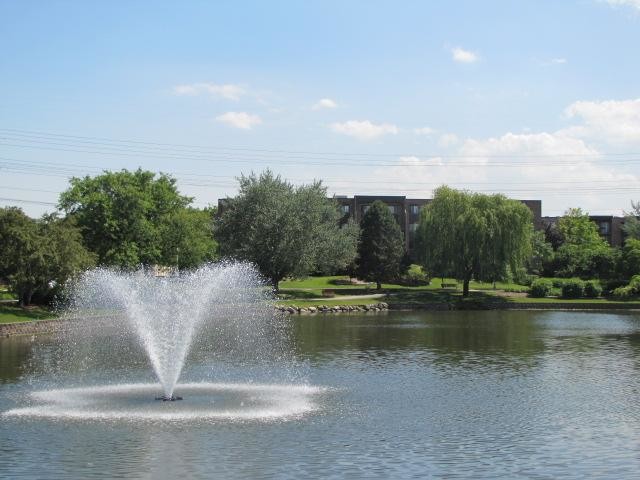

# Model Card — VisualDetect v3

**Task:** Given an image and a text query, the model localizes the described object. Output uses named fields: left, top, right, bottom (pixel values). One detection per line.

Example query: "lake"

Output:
left=2, top=310, right=640, bottom=479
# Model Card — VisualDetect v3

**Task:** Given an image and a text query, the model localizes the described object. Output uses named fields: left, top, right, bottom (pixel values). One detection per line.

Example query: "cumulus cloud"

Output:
left=563, top=98, right=640, bottom=146
left=329, top=120, right=398, bottom=141
left=604, top=0, right=640, bottom=11
left=312, top=98, right=338, bottom=110
left=451, top=47, right=479, bottom=63
left=413, top=126, right=436, bottom=136
left=438, top=133, right=459, bottom=147
left=370, top=128, right=638, bottom=214
left=173, top=83, right=246, bottom=100
left=216, top=111, right=262, bottom=130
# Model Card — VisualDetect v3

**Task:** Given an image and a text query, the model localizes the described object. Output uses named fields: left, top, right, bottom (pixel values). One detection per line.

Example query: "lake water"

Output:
left=2, top=310, right=640, bottom=479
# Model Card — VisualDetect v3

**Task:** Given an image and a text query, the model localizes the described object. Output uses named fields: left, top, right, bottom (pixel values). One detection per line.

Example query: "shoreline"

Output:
left=2, top=301, right=639, bottom=337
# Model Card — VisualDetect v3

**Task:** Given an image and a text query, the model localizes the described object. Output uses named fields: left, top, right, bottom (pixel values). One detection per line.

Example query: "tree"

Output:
left=553, top=208, right=614, bottom=278
left=59, top=169, right=192, bottom=268
left=158, top=207, right=218, bottom=270
left=215, top=170, right=359, bottom=291
left=416, top=186, right=533, bottom=296
left=623, top=200, right=640, bottom=240
left=528, top=230, right=554, bottom=276
left=620, top=238, right=640, bottom=280
left=356, top=201, right=406, bottom=289
left=0, top=208, right=95, bottom=306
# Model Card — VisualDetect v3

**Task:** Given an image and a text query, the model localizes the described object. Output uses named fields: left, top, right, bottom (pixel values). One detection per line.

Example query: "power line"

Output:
left=5, top=126, right=638, bottom=158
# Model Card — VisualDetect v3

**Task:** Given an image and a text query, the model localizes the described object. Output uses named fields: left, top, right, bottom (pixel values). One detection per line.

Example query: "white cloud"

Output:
left=550, top=58, right=567, bottom=64
left=216, top=111, right=262, bottom=130
left=413, top=126, right=436, bottom=136
left=312, top=98, right=338, bottom=110
left=604, top=0, right=640, bottom=11
left=451, top=47, right=479, bottom=63
left=460, top=131, right=598, bottom=158
left=438, top=133, right=459, bottom=147
left=173, top=83, right=246, bottom=100
left=564, top=98, right=640, bottom=146
left=329, top=120, right=398, bottom=141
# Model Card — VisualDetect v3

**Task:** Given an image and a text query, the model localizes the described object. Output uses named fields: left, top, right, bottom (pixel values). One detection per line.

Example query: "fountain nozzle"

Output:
left=155, top=395, right=183, bottom=401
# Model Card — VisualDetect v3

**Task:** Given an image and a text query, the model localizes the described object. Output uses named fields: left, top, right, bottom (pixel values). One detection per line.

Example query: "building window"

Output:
left=340, top=204, right=350, bottom=215
left=388, top=205, right=399, bottom=214
left=410, top=204, right=419, bottom=215
left=409, top=223, right=418, bottom=233
left=362, top=205, right=370, bottom=214
left=599, top=222, right=610, bottom=235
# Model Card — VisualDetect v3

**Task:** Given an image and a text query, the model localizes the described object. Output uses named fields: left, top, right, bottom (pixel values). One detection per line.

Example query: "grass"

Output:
left=275, top=272, right=640, bottom=309
left=0, top=305, right=57, bottom=324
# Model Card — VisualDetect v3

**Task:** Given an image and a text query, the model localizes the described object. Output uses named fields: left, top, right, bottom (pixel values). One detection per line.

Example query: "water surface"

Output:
left=2, top=310, right=640, bottom=479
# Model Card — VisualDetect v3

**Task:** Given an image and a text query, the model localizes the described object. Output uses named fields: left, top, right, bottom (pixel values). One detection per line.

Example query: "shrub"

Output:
left=583, top=280, right=602, bottom=298
left=395, top=270, right=430, bottom=287
left=561, top=279, right=585, bottom=299
left=530, top=278, right=553, bottom=297
left=612, top=286, right=633, bottom=299
left=551, top=278, right=566, bottom=288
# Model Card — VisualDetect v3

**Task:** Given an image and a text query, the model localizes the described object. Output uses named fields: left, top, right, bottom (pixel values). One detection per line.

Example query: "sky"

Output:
left=1, top=0, right=640, bottom=217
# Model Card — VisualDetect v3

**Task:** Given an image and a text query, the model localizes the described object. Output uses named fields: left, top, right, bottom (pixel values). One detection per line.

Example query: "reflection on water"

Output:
left=2, top=310, right=640, bottom=479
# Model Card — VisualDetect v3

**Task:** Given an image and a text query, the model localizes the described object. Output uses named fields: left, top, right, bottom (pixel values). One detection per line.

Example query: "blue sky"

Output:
left=1, top=0, right=639, bottom=216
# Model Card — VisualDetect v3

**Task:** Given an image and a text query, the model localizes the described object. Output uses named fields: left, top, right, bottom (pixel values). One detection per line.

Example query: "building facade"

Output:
left=334, top=195, right=543, bottom=257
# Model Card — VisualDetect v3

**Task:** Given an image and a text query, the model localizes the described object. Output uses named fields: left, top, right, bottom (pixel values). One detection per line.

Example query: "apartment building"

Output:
left=334, top=195, right=543, bottom=257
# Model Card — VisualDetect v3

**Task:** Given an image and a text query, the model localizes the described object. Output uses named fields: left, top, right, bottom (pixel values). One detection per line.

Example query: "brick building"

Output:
left=334, top=195, right=543, bottom=257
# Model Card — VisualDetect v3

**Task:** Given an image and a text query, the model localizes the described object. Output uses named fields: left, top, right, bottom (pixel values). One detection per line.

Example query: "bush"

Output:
left=551, top=278, right=566, bottom=288
left=561, top=279, right=585, bottom=299
left=394, top=269, right=430, bottom=286
left=602, top=279, right=628, bottom=295
left=583, top=280, right=602, bottom=298
left=612, top=286, right=633, bottom=299
left=530, top=278, right=553, bottom=297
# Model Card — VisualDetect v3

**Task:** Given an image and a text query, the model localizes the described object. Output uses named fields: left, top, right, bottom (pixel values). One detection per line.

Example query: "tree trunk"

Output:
left=462, top=278, right=470, bottom=297
left=272, top=277, right=280, bottom=293
left=376, top=281, right=382, bottom=290
left=20, top=289, right=33, bottom=307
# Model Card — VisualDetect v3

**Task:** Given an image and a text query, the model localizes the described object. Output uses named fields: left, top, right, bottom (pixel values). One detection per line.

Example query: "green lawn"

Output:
left=0, top=305, right=57, bottom=324
left=275, top=274, right=640, bottom=309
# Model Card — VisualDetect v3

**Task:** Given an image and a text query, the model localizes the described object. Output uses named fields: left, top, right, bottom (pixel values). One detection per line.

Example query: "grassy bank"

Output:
left=0, top=305, right=57, bottom=324
left=276, top=275, right=640, bottom=309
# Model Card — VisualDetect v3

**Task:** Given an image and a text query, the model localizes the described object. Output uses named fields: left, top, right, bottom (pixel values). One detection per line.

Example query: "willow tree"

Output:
left=416, top=186, right=533, bottom=296
left=215, top=170, right=359, bottom=291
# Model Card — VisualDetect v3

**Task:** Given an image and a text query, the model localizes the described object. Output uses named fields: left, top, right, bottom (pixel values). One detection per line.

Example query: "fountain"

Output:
left=3, top=262, right=324, bottom=421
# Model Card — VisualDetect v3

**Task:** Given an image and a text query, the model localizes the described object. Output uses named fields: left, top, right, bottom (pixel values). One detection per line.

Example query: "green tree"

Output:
left=0, top=208, right=95, bottom=306
left=356, top=201, right=406, bottom=289
left=416, top=186, right=533, bottom=296
left=215, top=170, right=359, bottom=291
left=554, top=208, right=614, bottom=278
left=528, top=230, right=554, bottom=276
left=59, top=169, right=192, bottom=268
left=620, top=238, right=640, bottom=279
left=158, top=207, right=218, bottom=270
left=623, top=200, right=640, bottom=240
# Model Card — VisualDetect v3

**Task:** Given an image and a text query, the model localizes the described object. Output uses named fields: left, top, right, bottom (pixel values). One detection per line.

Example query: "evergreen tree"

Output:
left=356, top=200, right=406, bottom=290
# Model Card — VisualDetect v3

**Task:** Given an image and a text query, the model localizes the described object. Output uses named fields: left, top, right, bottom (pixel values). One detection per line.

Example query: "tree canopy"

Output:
left=416, top=186, right=533, bottom=296
left=58, top=169, right=215, bottom=269
left=623, top=200, right=640, bottom=240
left=356, top=200, right=406, bottom=289
left=215, top=170, right=359, bottom=290
left=0, top=207, right=96, bottom=305
left=553, top=208, right=613, bottom=278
